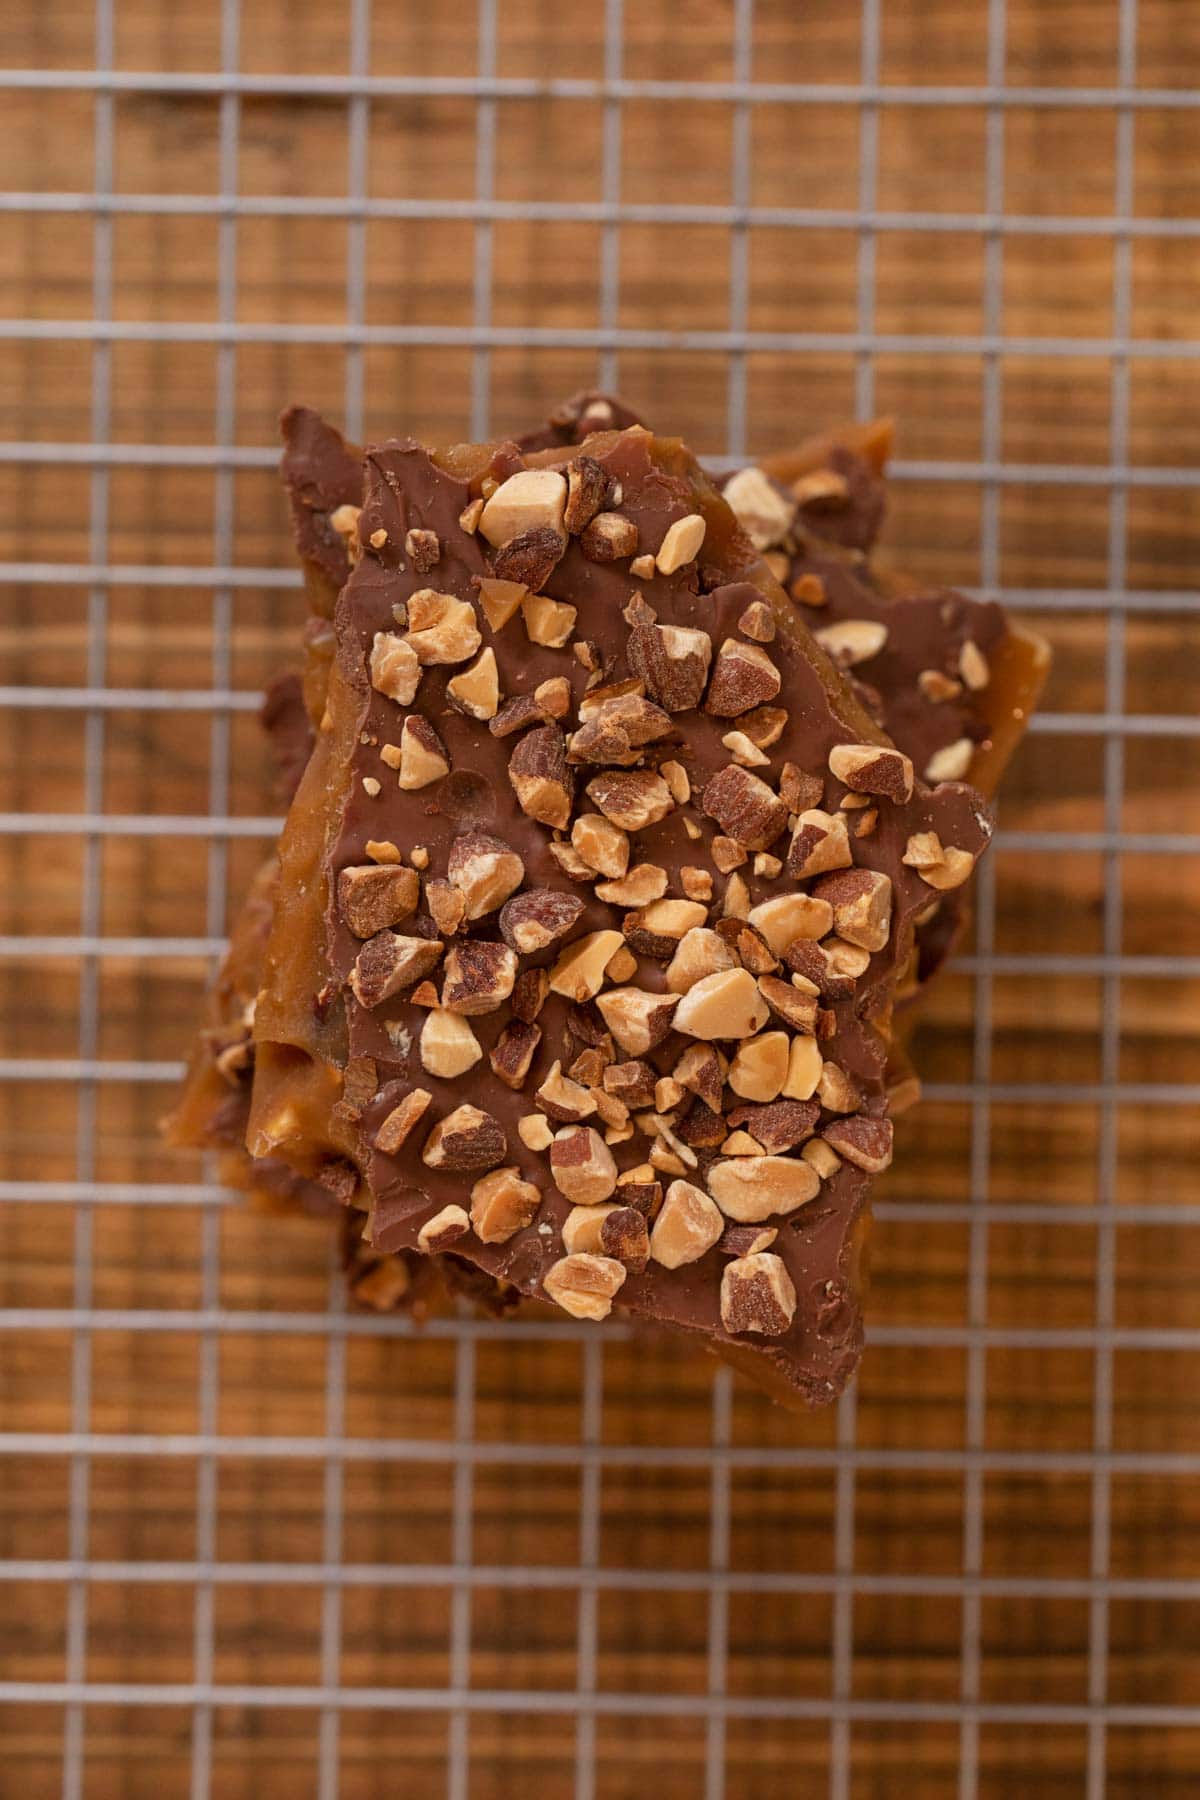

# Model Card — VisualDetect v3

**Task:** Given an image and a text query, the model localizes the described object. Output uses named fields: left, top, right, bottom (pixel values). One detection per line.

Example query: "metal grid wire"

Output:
left=1, top=0, right=1199, bottom=1795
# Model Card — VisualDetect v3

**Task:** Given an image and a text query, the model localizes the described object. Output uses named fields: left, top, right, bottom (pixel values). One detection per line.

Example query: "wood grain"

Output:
left=2, top=1, right=1199, bottom=1794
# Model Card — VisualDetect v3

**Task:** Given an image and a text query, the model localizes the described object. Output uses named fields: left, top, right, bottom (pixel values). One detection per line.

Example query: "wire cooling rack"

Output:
left=2, top=1, right=1199, bottom=1795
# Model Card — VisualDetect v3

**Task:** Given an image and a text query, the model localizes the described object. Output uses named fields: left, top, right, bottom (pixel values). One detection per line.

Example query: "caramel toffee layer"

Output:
left=268, top=424, right=993, bottom=1403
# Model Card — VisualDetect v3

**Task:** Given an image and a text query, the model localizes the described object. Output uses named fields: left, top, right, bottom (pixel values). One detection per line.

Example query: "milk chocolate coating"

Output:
left=319, top=428, right=992, bottom=1404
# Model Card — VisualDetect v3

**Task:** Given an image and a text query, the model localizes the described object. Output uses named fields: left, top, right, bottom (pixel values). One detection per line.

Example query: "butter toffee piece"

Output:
left=301, top=422, right=992, bottom=1406
left=174, top=395, right=1041, bottom=1360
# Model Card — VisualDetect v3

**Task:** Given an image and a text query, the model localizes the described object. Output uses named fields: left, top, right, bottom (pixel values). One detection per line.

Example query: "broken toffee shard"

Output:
left=233, top=419, right=994, bottom=1408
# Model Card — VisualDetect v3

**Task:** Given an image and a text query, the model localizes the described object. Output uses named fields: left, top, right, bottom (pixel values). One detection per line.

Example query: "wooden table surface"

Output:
left=1, top=2, right=1198, bottom=1795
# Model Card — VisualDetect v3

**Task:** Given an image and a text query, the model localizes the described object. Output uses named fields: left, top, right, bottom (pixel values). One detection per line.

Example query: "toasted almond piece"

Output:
left=543, top=1252, right=627, bottom=1321
left=756, top=974, right=819, bottom=1035
left=331, top=502, right=362, bottom=556
left=918, top=667, right=963, bottom=703
left=394, top=714, right=450, bottom=790
left=664, top=927, right=738, bottom=995
left=624, top=897, right=708, bottom=957
left=749, top=893, right=832, bottom=958
left=705, top=639, right=782, bottom=719
left=720, top=1130, right=764, bottom=1156
left=595, top=987, right=680, bottom=1056
left=548, top=841, right=595, bottom=882
left=604, top=945, right=637, bottom=984
left=598, top=1204, right=651, bottom=1272
left=441, top=940, right=518, bottom=1016
left=549, top=1126, right=619, bottom=1205
left=811, top=869, right=892, bottom=953
left=924, top=737, right=974, bottom=783
left=722, top=729, right=771, bottom=768
left=509, top=724, right=574, bottom=829
left=349, top=933, right=443, bottom=1009
left=447, top=646, right=500, bottom=719
left=561, top=1203, right=619, bottom=1255
left=791, top=571, right=827, bottom=607
left=626, top=623, right=713, bottom=712
left=828, top=742, right=914, bottom=803
left=549, top=929, right=626, bottom=1003
left=741, top=706, right=789, bottom=752
left=654, top=1076, right=685, bottom=1113
left=801, top=1137, right=842, bottom=1179
left=680, top=865, right=714, bottom=903
left=629, top=552, right=657, bottom=580
left=572, top=813, right=630, bottom=879
left=673, top=967, right=770, bottom=1041
left=782, top=1034, right=823, bottom=1101
left=478, top=468, right=567, bottom=546
left=577, top=677, right=645, bottom=720
left=536, top=675, right=572, bottom=718
left=959, top=639, right=990, bottom=691
left=816, top=1061, right=862, bottom=1114
left=722, top=465, right=797, bottom=550
left=447, top=832, right=524, bottom=921
left=415, top=1204, right=470, bottom=1254
left=720, top=1251, right=797, bottom=1336
left=405, top=591, right=482, bottom=665
left=518, top=1113, right=555, bottom=1152
left=490, top=1018, right=541, bottom=1091
left=370, top=631, right=422, bottom=704
left=702, top=764, right=789, bottom=851
left=728, top=1031, right=790, bottom=1102
left=655, top=512, right=706, bottom=574
left=536, top=1061, right=598, bottom=1124
left=822, top=937, right=872, bottom=982
left=738, top=603, right=777, bottom=644
left=814, top=619, right=888, bottom=667
left=649, top=1178, right=724, bottom=1268
left=715, top=917, right=778, bottom=977
left=903, top=829, right=946, bottom=869
left=459, top=496, right=486, bottom=533
left=660, top=759, right=691, bottom=804
left=711, top=836, right=747, bottom=874
left=494, top=524, right=567, bottom=591
left=372, top=1087, right=433, bottom=1155
left=718, top=1224, right=778, bottom=1257
left=604, top=1061, right=659, bottom=1110
left=421, top=1103, right=507, bottom=1172
left=422, top=872, right=464, bottom=932
left=722, top=871, right=751, bottom=920
left=581, top=511, right=639, bottom=562
left=793, top=466, right=850, bottom=506
left=477, top=576, right=528, bottom=632
left=822, top=1114, right=894, bottom=1174
left=522, top=590, right=578, bottom=648
left=918, top=845, right=977, bottom=890
left=403, top=526, right=440, bottom=571
left=787, top=807, right=854, bottom=880
left=365, top=839, right=402, bottom=864
left=560, top=454, right=608, bottom=533
left=567, top=691, right=673, bottom=766
left=707, top=1156, right=820, bottom=1223
left=586, top=769, right=674, bottom=832
left=470, top=1166, right=542, bottom=1243
left=649, top=1142, right=687, bottom=1177
left=337, top=863, right=420, bottom=939
left=419, top=1009, right=483, bottom=1079
left=594, top=863, right=669, bottom=907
